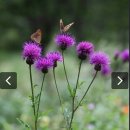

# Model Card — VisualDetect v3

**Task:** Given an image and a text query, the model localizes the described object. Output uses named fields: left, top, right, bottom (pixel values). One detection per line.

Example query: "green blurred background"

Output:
left=0, top=0, right=129, bottom=51
left=0, top=0, right=129, bottom=130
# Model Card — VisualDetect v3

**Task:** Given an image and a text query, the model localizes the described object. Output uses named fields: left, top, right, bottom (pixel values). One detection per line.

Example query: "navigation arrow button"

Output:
left=112, top=72, right=128, bottom=89
left=117, top=76, right=123, bottom=85
left=6, top=76, right=11, bottom=86
left=0, top=72, right=17, bottom=89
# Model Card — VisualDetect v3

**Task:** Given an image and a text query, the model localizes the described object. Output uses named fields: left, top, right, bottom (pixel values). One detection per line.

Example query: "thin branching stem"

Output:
left=61, top=51, right=71, bottom=90
left=73, top=60, right=83, bottom=98
left=74, top=71, right=98, bottom=112
left=53, top=68, right=69, bottom=129
left=69, top=60, right=82, bottom=130
left=29, top=65, right=37, bottom=130
left=35, top=74, right=46, bottom=129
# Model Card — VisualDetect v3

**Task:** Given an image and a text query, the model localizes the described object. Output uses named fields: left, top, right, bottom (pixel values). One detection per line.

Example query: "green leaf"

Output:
left=34, top=93, right=40, bottom=105
left=28, top=95, right=32, bottom=101
left=17, top=118, right=31, bottom=130
left=78, top=81, right=86, bottom=89
left=41, top=109, right=53, bottom=116
left=33, top=84, right=38, bottom=88
left=67, top=85, right=74, bottom=97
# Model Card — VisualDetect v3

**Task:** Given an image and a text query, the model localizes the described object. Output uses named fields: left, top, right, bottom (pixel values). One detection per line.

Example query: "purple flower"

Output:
left=101, top=65, right=111, bottom=76
left=87, top=124, right=95, bottom=130
left=22, top=41, right=42, bottom=65
left=46, top=51, right=63, bottom=67
left=90, top=51, right=110, bottom=71
left=35, top=57, right=53, bottom=73
left=120, top=49, right=129, bottom=62
left=76, top=41, right=94, bottom=60
left=88, top=103, right=95, bottom=110
left=114, top=50, right=120, bottom=60
left=55, top=33, right=75, bottom=50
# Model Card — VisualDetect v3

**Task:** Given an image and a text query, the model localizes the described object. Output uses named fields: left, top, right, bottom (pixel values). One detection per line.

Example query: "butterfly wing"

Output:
left=31, top=29, right=42, bottom=44
left=63, top=22, right=74, bottom=32
left=60, top=19, right=64, bottom=33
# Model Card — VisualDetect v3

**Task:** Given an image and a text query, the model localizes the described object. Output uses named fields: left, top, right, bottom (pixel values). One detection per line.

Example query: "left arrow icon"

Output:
left=6, top=76, right=11, bottom=86
left=0, top=72, right=17, bottom=89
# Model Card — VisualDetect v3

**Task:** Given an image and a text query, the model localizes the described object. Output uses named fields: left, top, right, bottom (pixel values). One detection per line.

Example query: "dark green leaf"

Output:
left=17, top=118, right=31, bottom=130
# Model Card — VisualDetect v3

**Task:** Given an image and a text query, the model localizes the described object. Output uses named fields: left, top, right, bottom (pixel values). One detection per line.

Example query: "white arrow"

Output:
left=117, top=76, right=123, bottom=85
left=6, top=76, right=11, bottom=86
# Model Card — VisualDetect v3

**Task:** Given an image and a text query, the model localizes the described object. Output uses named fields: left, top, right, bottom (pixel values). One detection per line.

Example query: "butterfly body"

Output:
left=60, top=19, right=74, bottom=33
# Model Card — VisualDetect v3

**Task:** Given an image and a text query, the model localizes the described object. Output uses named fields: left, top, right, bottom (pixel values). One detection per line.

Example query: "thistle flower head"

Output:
left=101, top=65, right=111, bottom=76
left=46, top=51, right=63, bottom=67
left=35, top=57, right=53, bottom=73
left=90, top=51, right=110, bottom=71
left=22, top=41, right=42, bottom=65
left=120, top=49, right=129, bottom=62
left=55, top=33, right=75, bottom=50
left=76, top=41, right=94, bottom=60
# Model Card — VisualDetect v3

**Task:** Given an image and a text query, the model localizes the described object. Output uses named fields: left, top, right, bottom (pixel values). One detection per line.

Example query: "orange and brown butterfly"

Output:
left=31, top=29, right=42, bottom=44
left=60, top=19, right=74, bottom=33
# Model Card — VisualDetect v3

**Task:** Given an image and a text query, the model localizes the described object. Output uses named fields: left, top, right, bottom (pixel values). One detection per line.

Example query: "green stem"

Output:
left=73, top=60, right=82, bottom=98
left=29, top=65, right=36, bottom=130
left=61, top=51, right=71, bottom=93
left=74, top=71, right=98, bottom=112
left=53, top=68, right=69, bottom=128
left=35, top=74, right=46, bottom=129
left=69, top=60, right=82, bottom=130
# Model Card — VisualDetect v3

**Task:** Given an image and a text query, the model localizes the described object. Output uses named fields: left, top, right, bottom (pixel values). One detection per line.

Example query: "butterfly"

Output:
left=60, top=19, right=74, bottom=33
left=31, top=29, right=42, bottom=44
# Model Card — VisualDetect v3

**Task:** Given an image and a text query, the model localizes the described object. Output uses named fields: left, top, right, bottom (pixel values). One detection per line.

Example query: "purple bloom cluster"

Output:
left=101, top=65, right=111, bottom=75
left=55, top=33, right=75, bottom=50
left=22, top=31, right=112, bottom=76
left=113, top=48, right=129, bottom=63
left=22, top=25, right=115, bottom=130
left=35, top=57, right=53, bottom=73
left=90, top=51, right=110, bottom=71
left=46, top=51, right=63, bottom=67
left=76, top=41, right=94, bottom=60
left=22, top=41, right=42, bottom=65
left=22, top=42, right=63, bottom=72
left=120, top=49, right=129, bottom=62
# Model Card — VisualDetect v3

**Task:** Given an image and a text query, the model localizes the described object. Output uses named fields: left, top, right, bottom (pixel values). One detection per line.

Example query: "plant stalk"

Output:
left=29, top=65, right=37, bottom=130
left=74, top=71, right=98, bottom=112
left=53, top=68, right=69, bottom=129
left=61, top=51, right=71, bottom=93
left=35, top=74, right=46, bottom=129
left=69, top=60, right=82, bottom=130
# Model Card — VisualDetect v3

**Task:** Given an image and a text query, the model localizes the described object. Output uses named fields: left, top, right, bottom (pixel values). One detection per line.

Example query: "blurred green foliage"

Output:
left=0, top=0, right=129, bottom=51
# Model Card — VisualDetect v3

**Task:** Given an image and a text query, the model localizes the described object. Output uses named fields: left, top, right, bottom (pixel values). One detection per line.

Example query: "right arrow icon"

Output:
left=117, top=76, right=123, bottom=85
left=112, top=72, right=128, bottom=89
